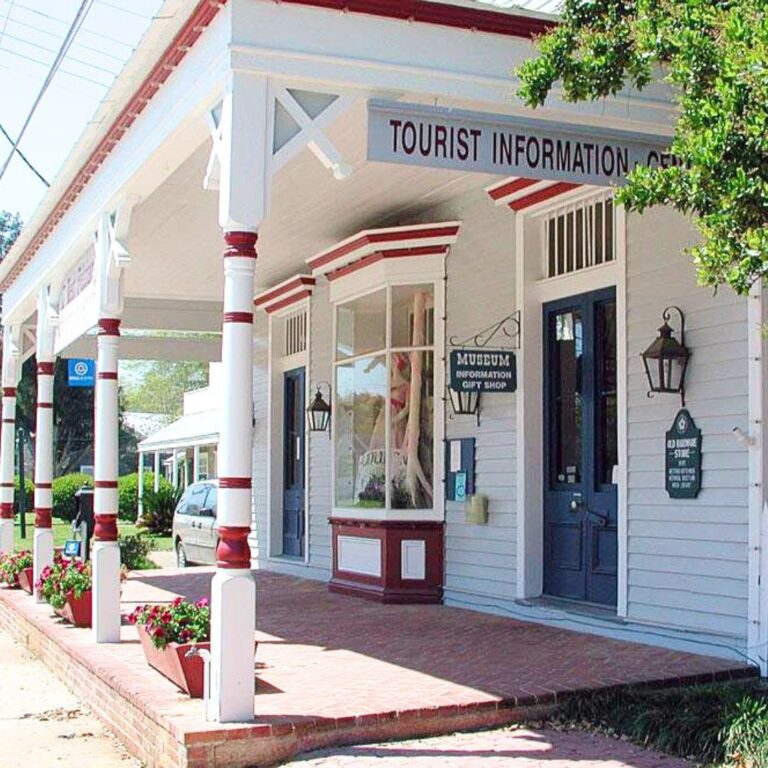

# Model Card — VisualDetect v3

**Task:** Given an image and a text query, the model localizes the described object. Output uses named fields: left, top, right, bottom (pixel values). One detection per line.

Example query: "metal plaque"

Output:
left=368, top=101, right=678, bottom=187
left=665, top=409, right=702, bottom=499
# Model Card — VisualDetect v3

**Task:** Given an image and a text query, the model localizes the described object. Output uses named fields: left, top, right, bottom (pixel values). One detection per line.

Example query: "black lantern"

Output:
left=447, top=387, right=481, bottom=426
left=641, top=306, right=690, bottom=405
left=307, top=383, right=332, bottom=433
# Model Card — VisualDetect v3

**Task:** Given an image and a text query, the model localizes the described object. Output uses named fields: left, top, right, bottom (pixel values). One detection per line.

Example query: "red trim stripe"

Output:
left=37, top=362, right=55, bottom=375
left=37, top=402, right=53, bottom=409
left=216, top=525, right=251, bottom=569
left=35, top=482, right=52, bottom=490
left=488, top=177, right=540, bottom=201
left=223, top=312, right=254, bottom=324
left=3, top=388, right=16, bottom=398
left=508, top=182, right=582, bottom=211
left=264, top=290, right=313, bottom=315
left=0, top=482, right=14, bottom=488
left=308, top=225, right=460, bottom=271
left=254, top=276, right=316, bottom=308
left=2, top=419, right=14, bottom=425
left=98, top=372, right=118, bottom=380
left=327, top=245, right=448, bottom=282
left=218, top=477, right=252, bottom=490
left=0, top=503, right=13, bottom=519
left=98, top=318, right=121, bottom=336
left=94, top=480, right=118, bottom=489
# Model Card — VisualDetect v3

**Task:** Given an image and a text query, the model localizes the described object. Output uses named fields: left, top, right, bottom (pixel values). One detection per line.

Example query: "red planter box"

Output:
left=55, top=590, right=92, bottom=628
left=17, top=567, right=34, bottom=595
left=137, top=625, right=210, bottom=698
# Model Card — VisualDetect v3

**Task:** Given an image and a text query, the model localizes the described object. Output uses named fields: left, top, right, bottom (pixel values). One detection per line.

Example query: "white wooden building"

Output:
left=0, top=0, right=764, bottom=722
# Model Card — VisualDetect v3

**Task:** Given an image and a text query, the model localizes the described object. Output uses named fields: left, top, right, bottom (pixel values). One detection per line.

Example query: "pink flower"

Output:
left=171, top=597, right=183, bottom=607
left=196, top=598, right=209, bottom=608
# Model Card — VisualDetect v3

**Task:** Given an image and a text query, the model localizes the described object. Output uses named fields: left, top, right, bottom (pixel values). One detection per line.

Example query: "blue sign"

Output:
left=63, top=539, right=81, bottom=557
left=67, top=359, right=95, bottom=388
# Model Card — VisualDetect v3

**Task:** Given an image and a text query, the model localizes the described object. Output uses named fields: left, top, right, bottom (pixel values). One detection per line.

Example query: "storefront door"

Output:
left=283, top=367, right=305, bottom=557
left=543, top=288, right=618, bottom=606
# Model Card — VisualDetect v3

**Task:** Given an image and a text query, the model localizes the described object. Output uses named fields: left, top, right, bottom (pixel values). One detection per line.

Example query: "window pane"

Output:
left=390, top=351, right=434, bottom=509
left=336, top=289, right=386, bottom=359
left=552, top=310, right=582, bottom=485
left=597, top=300, right=618, bottom=485
left=335, top=355, right=387, bottom=508
left=391, top=285, right=434, bottom=347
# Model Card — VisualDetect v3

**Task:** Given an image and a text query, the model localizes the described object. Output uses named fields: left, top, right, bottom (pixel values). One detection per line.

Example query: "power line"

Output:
left=0, top=0, right=15, bottom=46
left=95, top=0, right=152, bottom=20
left=1, top=31, right=121, bottom=76
left=0, top=47, right=110, bottom=88
left=0, top=61, right=102, bottom=100
left=0, top=122, right=48, bottom=187
left=0, top=0, right=96, bottom=182
left=5, top=15, right=126, bottom=63
left=0, top=0, right=135, bottom=50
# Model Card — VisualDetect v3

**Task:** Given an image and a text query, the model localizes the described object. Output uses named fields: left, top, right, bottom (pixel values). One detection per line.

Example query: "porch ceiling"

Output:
left=125, top=100, right=500, bottom=302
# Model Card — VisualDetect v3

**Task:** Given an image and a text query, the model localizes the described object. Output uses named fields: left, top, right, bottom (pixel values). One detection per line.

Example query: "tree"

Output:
left=0, top=211, right=22, bottom=259
left=121, top=360, right=208, bottom=419
left=16, top=357, right=139, bottom=476
left=517, top=0, right=768, bottom=295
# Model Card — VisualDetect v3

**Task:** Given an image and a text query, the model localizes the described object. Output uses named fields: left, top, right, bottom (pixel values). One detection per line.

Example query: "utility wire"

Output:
left=95, top=0, right=152, bottom=20
left=0, top=47, right=110, bottom=88
left=1, top=31, right=120, bottom=76
left=0, top=0, right=15, bottom=46
left=0, top=0, right=95, bottom=182
left=0, top=122, right=48, bottom=187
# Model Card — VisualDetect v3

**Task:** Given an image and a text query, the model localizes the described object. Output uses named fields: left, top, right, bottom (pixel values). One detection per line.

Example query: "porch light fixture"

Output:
left=447, top=387, right=481, bottom=426
left=641, top=306, right=690, bottom=406
left=307, top=382, right=332, bottom=434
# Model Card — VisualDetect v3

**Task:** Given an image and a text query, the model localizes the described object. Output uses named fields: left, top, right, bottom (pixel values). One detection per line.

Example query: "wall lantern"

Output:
left=641, top=306, right=690, bottom=406
left=307, top=382, right=332, bottom=434
left=447, top=387, right=481, bottom=425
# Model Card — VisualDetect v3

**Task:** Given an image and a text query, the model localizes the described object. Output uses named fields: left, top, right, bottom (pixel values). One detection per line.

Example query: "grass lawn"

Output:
left=13, top=513, right=172, bottom=553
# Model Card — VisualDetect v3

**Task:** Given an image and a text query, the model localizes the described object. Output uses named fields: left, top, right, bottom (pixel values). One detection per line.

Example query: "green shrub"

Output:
left=13, top=475, right=34, bottom=514
left=118, top=533, right=155, bottom=571
left=52, top=473, right=93, bottom=522
left=546, top=681, right=768, bottom=766
left=119, top=472, right=173, bottom=522
left=140, top=483, right=182, bottom=535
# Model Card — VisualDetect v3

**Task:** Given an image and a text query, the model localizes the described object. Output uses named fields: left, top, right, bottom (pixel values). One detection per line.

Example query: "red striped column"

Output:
left=32, top=361, right=55, bottom=596
left=92, top=318, right=121, bottom=643
left=0, top=387, right=16, bottom=554
left=210, top=231, right=257, bottom=722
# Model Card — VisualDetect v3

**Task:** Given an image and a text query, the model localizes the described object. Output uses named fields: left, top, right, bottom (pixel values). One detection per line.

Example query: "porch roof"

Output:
left=138, top=409, right=219, bottom=453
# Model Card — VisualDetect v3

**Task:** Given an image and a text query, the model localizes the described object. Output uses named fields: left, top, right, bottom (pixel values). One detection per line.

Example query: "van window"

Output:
left=203, top=485, right=217, bottom=515
left=186, top=484, right=209, bottom=516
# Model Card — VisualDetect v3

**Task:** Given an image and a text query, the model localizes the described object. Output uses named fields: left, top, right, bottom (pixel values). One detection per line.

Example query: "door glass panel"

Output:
left=552, top=309, right=582, bottom=485
left=597, top=301, right=618, bottom=486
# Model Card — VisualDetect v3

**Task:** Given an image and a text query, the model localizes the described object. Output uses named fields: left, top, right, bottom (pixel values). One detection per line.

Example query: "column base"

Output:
left=33, top=528, right=54, bottom=603
left=92, top=540, right=121, bottom=643
left=329, top=518, right=444, bottom=604
left=210, top=568, right=256, bottom=723
left=0, top=519, right=13, bottom=555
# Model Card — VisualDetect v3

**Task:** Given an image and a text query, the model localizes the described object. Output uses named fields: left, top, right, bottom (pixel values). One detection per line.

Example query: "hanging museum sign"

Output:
left=449, top=349, right=516, bottom=394
left=665, top=409, right=702, bottom=499
left=368, top=101, right=678, bottom=187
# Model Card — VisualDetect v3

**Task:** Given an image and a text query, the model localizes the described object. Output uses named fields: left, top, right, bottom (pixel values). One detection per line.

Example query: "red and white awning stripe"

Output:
left=307, top=222, right=462, bottom=279
left=254, top=274, right=316, bottom=314
left=486, top=177, right=583, bottom=212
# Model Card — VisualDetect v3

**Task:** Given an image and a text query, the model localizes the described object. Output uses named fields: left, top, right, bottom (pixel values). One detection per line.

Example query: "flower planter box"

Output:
left=55, top=590, right=92, bottom=628
left=17, top=567, right=34, bottom=595
left=136, top=625, right=209, bottom=698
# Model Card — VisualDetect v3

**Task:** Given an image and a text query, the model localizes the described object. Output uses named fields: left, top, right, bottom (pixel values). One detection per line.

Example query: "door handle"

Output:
left=586, top=508, right=609, bottom=527
left=570, top=493, right=584, bottom=512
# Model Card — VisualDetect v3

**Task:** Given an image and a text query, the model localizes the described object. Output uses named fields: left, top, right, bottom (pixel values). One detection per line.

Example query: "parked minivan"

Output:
left=172, top=480, right=218, bottom=567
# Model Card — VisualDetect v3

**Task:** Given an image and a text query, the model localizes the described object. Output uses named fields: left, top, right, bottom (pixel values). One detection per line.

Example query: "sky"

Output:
left=0, top=0, right=163, bottom=224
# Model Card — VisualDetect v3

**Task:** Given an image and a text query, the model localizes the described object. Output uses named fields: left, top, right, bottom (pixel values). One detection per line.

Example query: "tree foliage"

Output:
left=0, top=211, right=22, bottom=260
left=121, top=360, right=208, bottom=418
left=517, top=0, right=768, bottom=295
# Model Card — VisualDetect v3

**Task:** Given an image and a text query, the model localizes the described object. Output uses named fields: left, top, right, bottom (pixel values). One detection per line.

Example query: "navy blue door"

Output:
left=543, top=288, right=618, bottom=606
left=282, top=367, right=305, bottom=557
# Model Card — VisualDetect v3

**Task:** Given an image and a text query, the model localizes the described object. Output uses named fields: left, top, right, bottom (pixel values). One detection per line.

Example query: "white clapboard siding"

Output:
left=251, top=313, right=270, bottom=563
left=625, top=206, right=749, bottom=639
left=416, top=186, right=519, bottom=606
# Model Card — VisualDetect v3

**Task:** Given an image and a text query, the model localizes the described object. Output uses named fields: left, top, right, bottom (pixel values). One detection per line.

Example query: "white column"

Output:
left=193, top=445, right=201, bottom=483
left=183, top=451, right=190, bottom=488
left=172, top=451, right=179, bottom=489
left=137, top=452, right=144, bottom=523
left=0, top=386, right=17, bottom=554
left=92, top=318, right=121, bottom=643
left=210, top=231, right=257, bottom=723
left=153, top=451, right=160, bottom=492
left=32, top=361, right=55, bottom=597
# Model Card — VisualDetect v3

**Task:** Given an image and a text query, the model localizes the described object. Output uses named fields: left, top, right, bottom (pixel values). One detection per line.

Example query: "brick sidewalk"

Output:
left=282, top=727, right=690, bottom=767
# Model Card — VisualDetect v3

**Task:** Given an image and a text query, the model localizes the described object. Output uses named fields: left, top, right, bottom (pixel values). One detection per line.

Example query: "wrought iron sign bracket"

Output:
left=448, top=310, right=521, bottom=351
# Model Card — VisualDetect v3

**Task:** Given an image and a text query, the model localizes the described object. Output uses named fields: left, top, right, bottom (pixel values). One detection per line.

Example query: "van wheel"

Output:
left=176, top=541, right=188, bottom=568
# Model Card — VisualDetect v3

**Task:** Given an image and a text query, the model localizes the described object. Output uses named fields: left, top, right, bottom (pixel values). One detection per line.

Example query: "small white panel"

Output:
left=337, top=535, right=381, bottom=577
left=401, top=539, right=426, bottom=581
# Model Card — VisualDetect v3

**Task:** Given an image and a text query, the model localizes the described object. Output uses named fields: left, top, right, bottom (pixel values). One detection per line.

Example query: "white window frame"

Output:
left=329, top=256, right=446, bottom=523
left=266, top=298, right=311, bottom=564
